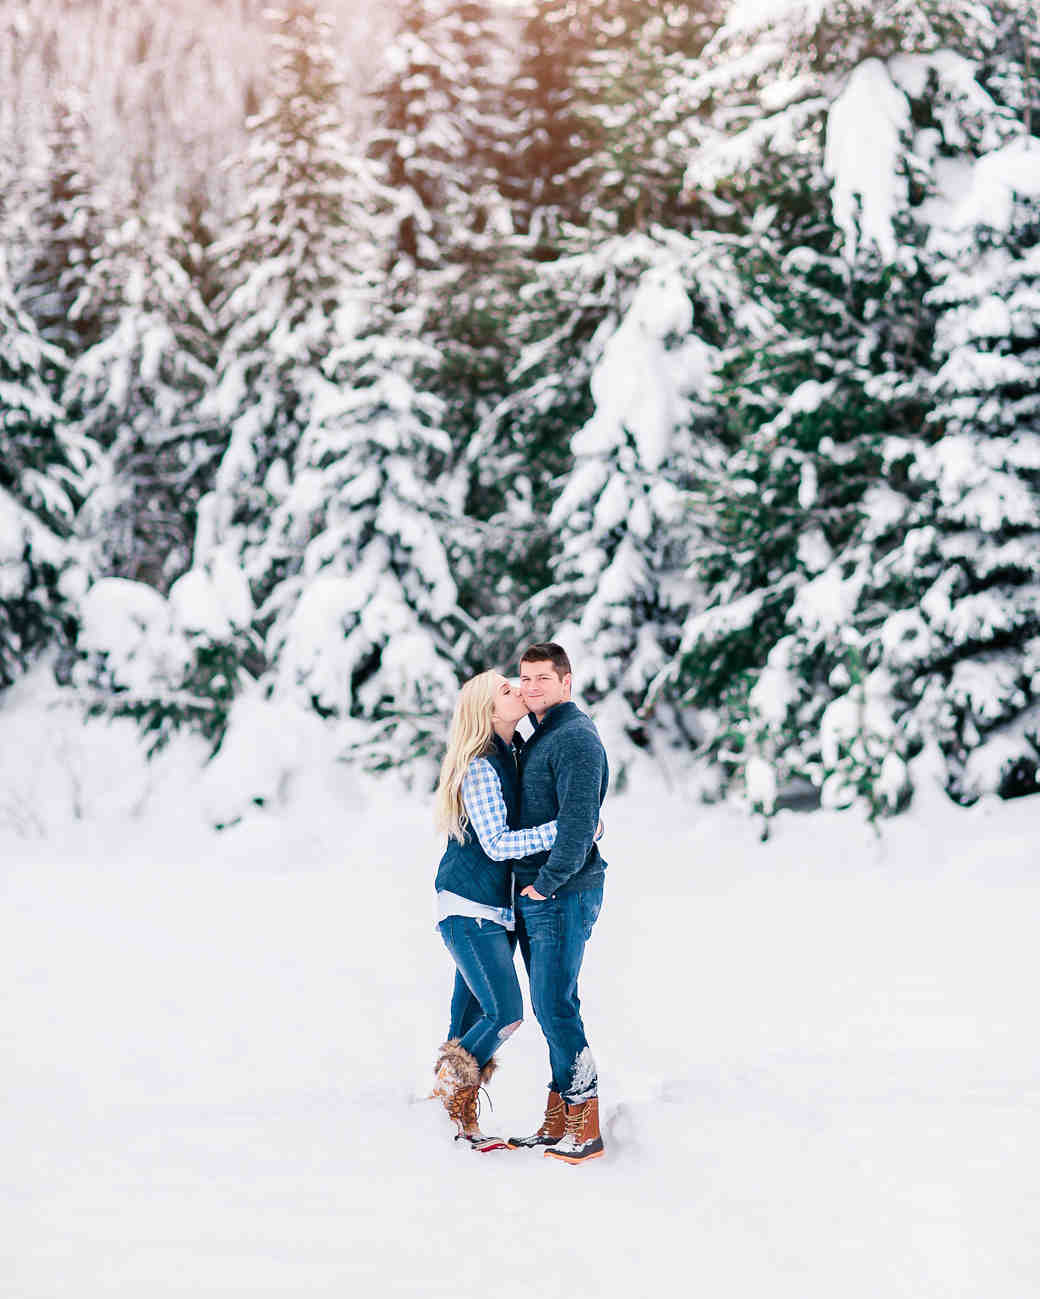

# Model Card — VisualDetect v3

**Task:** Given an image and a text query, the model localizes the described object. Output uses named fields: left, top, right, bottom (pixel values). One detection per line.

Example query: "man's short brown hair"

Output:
left=519, top=642, right=572, bottom=680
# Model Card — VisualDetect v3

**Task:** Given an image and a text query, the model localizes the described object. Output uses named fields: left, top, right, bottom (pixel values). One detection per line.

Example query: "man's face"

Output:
left=519, top=659, right=571, bottom=719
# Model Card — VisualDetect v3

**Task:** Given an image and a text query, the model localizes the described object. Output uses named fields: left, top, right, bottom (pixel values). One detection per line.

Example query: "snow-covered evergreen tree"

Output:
left=979, top=1, right=1040, bottom=133
left=360, top=0, right=520, bottom=660
left=196, top=5, right=463, bottom=765
left=448, top=232, right=633, bottom=665
left=65, top=208, right=217, bottom=589
left=20, top=91, right=105, bottom=360
left=527, top=229, right=745, bottom=775
left=661, top=229, right=927, bottom=815
left=674, top=0, right=992, bottom=245
left=800, top=32, right=1037, bottom=811
left=71, top=555, right=256, bottom=756
left=256, top=313, right=463, bottom=766
left=868, top=135, right=1040, bottom=802
left=201, top=3, right=376, bottom=608
left=365, top=0, right=511, bottom=278
left=415, top=1, right=725, bottom=644
left=657, top=0, right=1035, bottom=813
left=86, top=4, right=376, bottom=749
left=0, top=251, right=87, bottom=689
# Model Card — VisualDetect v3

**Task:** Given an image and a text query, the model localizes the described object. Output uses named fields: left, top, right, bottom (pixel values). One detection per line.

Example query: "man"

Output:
left=506, top=643, right=609, bottom=1165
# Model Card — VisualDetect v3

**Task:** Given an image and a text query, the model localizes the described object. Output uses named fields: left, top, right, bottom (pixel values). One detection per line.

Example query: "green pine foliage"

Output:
left=659, top=0, right=1040, bottom=812
left=0, top=251, right=86, bottom=688
left=866, top=145, right=1040, bottom=802
left=662, top=235, right=925, bottom=809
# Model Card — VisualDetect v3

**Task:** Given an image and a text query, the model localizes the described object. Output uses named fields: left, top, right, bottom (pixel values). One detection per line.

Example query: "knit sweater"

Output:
left=513, top=701, right=609, bottom=898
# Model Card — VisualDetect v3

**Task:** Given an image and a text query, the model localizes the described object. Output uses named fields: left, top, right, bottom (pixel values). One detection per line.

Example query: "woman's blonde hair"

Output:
left=434, top=670, right=501, bottom=843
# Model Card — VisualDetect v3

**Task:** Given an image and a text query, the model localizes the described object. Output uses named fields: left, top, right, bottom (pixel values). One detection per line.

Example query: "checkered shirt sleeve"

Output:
left=461, top=758, right=557, bottom=861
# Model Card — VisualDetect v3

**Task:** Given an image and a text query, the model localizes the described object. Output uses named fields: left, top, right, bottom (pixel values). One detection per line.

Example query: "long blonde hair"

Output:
left=435, top=670, right=501, bottom=844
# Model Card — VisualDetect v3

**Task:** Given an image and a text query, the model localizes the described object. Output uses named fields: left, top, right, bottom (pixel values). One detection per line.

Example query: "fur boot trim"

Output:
left=479, top=1056, right=497, bottom=1087
left=434, top=1039, right=480, bottom=1090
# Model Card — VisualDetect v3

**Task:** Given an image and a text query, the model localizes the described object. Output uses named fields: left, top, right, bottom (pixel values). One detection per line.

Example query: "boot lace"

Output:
left=537, top=1096, right=565, bottom=1138
left=448, top=1085, right=494, bottom=1135
left=562, top=1103, right=585, bottom=1143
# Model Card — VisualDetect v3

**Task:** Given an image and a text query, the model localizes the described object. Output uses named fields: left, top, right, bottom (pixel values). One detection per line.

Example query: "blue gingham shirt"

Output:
left=461, top=757, right=557, bottom=860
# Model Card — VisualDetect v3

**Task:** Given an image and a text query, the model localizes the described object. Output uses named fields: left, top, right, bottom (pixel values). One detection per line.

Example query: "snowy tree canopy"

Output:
left=3, top=0, right=1039, bottom=810
left=0, top=250, right=87, bottom=687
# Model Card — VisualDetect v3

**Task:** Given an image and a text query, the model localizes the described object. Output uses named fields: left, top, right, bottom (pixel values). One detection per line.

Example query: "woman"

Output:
left=431, top=670, right=558, bottom=1152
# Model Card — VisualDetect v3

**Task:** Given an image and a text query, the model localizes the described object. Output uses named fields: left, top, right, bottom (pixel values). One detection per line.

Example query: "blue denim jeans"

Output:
left=438, top=916, right=524, bottom=1068
left=515, top=886, right=603, bottom=1104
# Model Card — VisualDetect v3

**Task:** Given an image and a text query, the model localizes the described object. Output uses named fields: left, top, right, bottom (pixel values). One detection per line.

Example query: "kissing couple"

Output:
left=430, top=642, right=609, bottom=1165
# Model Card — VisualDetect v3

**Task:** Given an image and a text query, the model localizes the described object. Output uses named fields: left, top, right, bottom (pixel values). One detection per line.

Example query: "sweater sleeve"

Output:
left=531, top=731, right=606, bottom=897
left=462, top=759, right=557, bottom=861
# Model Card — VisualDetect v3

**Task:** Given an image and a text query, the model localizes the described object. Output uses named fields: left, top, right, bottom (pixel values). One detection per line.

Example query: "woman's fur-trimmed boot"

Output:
left=544, top=1098, right=605, bottom=1165
left=430, top=1039, right=470, bottom=1099
left=432, top=1041, right=508, bottom=1153
left=506, top=1090, right=567, bottom=1150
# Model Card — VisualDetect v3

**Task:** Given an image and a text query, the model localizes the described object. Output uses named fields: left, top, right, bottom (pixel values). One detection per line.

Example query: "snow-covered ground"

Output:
left=3, top=678, right=1040, bottom=1298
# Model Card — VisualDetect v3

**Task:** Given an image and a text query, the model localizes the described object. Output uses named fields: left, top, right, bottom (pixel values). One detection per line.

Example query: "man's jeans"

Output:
left=515, top=885, right=603, bottom=1104
left=438, top=916, right=524, bottom=1068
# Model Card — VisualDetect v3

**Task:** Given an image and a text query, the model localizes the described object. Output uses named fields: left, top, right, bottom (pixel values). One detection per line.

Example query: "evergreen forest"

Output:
left=2, top=0, right=1039, bottom=820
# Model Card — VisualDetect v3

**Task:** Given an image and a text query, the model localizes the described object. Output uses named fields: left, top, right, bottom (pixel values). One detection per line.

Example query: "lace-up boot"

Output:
left=506, top=1090, right=567, bottom=1150
left=433, top=1041, right=508, bottom=1153
left=544, top=1097, right=604, bottom=1164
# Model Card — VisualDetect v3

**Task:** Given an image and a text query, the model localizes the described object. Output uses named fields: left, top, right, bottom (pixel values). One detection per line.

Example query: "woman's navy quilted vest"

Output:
left=435, top=735, right=518, bottom=908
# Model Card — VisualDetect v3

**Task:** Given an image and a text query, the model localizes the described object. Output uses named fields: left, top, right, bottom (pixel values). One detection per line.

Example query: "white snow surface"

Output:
left=3, top=669, right=1040, bottom=1298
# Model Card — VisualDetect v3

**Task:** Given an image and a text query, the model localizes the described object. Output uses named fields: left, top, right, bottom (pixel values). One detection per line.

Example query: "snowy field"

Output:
left=3, top=681, right=1040, bottom=1298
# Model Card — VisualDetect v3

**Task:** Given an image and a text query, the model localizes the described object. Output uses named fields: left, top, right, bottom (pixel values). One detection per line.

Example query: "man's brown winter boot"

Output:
left=544, top=1097, right=604, bottom=1164
left=506, top=1090, right=567, bottom=1150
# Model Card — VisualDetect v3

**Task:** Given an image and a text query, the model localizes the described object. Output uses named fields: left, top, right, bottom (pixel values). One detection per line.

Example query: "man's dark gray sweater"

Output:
left=513, top=701, right=609, bottom=898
